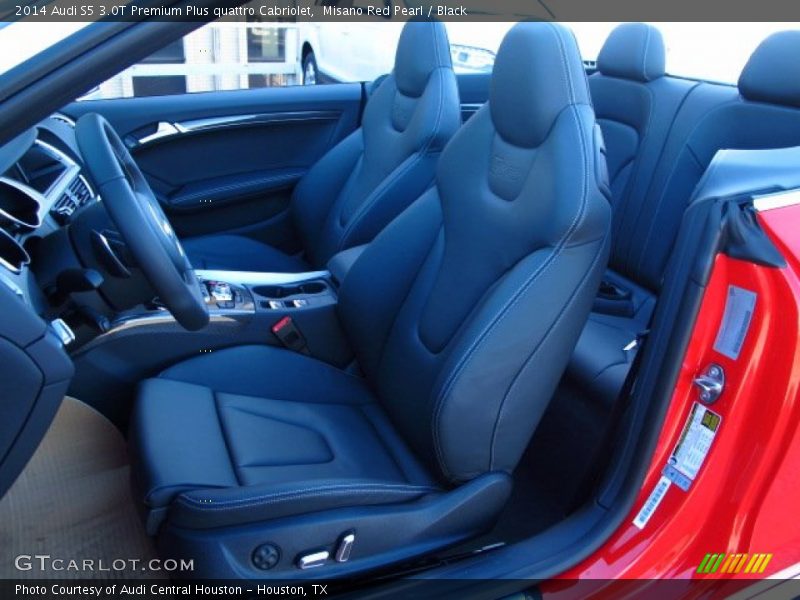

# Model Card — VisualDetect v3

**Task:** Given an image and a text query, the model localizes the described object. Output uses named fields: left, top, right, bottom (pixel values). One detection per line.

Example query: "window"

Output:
left=86, top=18, right=303, bottom=100
left=131, top=39, right=186, bottom=97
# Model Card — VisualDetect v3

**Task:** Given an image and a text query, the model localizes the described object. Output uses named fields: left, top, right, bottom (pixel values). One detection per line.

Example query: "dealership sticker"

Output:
left=713, top=285, right=756, bottom=360
left=663, top=403, right=722, bottom=491
left=633, top=475, right=671, bottom=529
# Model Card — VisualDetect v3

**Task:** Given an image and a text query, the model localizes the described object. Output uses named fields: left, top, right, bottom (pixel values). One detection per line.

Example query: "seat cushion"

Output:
left=567, top=270, right=655, bottom=407
left=182, top=234, right=310, bottom=272
left=130, top=346, right=437, bottom=531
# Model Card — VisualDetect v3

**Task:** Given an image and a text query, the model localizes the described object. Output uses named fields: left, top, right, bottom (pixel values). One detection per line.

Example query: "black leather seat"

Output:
left=130, top=22, right=611, bottom=578
left=568, top=28, right=800, bottom=406
left=568, top=23, right=689, bottom=405
left=183, top=20, right=461, bottom=273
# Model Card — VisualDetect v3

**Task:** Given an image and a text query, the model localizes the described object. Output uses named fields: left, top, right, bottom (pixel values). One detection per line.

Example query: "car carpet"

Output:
left=0, top=397, right=162, bottom=579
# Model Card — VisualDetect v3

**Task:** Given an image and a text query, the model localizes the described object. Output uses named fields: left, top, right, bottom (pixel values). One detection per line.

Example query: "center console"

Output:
left=196, top=269, right=335, bottom=316
left=70, top=257, right=363, bottom=426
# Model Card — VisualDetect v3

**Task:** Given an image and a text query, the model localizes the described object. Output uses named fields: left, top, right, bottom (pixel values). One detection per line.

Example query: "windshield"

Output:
left=1, top=21, right=799, bottom=84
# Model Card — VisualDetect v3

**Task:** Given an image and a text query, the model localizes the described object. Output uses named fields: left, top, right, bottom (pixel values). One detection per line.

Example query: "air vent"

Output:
left=0, top=177, right=42, bottom=232
left=50, top=113, right=76, bottom=128
left=0, top=229, right=31, bottom=274
left=51, top=175, right=92, bottom=224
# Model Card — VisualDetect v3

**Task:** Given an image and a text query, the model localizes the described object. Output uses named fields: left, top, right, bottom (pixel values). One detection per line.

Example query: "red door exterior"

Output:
left=543, top=201, right=800, bottom=598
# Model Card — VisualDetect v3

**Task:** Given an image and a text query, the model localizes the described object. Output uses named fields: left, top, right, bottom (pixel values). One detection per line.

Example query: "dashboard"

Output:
left=0, top=113, right=107, bottom=340
left=1, top=113, right=96, bottom=235
left=0, top=113, right=98, bottom=500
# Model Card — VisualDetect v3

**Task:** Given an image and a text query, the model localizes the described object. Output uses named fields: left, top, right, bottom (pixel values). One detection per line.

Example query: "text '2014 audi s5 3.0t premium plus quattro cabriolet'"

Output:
left=1, top=7, right=800, bottom=600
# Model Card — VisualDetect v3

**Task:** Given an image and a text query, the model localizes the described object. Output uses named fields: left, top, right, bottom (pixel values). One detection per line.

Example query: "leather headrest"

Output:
left=394, top=20, right=452, bottom=98
left=738, top=30, right=800, bottom=108
left=597, top=23, right=665, bottom=82
left=490, top=22, right=591, bottom=148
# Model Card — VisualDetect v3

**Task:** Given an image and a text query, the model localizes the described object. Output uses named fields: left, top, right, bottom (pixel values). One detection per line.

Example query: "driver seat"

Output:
left=130, top=22, right=611, bottom=579
left=182, top=19, right=461, bottom=273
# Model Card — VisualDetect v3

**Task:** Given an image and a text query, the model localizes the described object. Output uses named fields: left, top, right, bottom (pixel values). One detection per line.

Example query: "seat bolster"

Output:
left=170, top=478, right=440, bottom=530
left=130, top=379, right=238, bottom=509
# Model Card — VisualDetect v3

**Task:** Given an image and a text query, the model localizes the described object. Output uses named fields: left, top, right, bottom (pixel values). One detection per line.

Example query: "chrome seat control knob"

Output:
left=297, top=550, right=329, bottom=569
left=335, top=532, right=355, bottom=563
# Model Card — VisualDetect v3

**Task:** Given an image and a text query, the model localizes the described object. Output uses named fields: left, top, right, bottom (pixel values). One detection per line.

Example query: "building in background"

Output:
left=92, top=20, right=301, bottom=100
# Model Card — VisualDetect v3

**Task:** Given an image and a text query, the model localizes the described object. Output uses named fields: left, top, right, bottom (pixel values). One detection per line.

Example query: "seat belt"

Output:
left=271, top=316, right=310, bottom=355
left=569, top=327, right=651, bottom=511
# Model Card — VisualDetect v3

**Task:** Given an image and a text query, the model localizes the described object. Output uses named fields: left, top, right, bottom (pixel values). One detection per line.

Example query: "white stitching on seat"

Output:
left=431, top=24, right=592, bottom=480
left=177, top=483, right=438, bottom=511
left=336, top=66, right=450, bottom=251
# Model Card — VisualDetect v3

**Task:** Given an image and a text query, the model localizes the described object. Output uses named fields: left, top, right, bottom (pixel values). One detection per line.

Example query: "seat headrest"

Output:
left=394, top=20, right=452, bottom=98
left=597, top=23, right=665, bottom=82
left=490, top=22, right=591, bottom=148
left=738, top=30, right=800, bottom=108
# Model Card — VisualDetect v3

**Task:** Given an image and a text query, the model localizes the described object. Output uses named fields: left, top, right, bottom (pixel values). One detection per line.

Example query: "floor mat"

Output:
left=0, top=397, right=160, bottom=579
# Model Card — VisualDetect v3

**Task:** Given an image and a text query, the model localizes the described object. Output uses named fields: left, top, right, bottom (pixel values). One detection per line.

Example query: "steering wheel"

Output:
left=75, top=113, right=209, bottom=331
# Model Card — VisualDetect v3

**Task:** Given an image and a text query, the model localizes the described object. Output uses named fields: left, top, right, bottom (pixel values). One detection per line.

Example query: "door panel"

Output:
left=65, top=84, right=363, bottom=248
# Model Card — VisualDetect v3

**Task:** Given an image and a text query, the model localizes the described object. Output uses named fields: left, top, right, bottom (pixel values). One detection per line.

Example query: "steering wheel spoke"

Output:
left=75, top=113, right=209, bottom=331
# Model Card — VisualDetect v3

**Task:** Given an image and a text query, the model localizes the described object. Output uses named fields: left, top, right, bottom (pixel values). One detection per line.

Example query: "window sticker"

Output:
left=713, top=285, right=757, bottom=360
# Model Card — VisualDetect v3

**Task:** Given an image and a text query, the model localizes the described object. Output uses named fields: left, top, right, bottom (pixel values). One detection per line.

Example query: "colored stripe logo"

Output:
left=697, top=553, right=773, bottom=574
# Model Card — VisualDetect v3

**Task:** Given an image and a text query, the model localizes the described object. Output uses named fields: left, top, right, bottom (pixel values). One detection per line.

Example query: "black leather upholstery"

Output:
left=338, top=22, right=610, bottom=482
left=183, top=233, right=311, bottom=272
left=568, top=24, right=690, bottom=405
left=568, top=28, right=800, bottom=407
left=130, top=22, right=610, bottom=577
left=131, top=347, right=437, bottom=531
left=596, top=22, right=665, bottom=82
left=184, top=20, right=460, bottom=272
left=738, top=30, right=800, bottom=108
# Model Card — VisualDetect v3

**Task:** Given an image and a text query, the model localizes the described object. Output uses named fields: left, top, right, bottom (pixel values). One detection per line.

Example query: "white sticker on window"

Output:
left=713, top=285, right=757, bottom=360
left=633, top=475, right=671, bottom=530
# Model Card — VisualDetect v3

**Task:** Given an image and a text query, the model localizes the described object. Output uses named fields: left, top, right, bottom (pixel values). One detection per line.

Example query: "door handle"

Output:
left=126, top=111, right=340, bottom=150
left=126, top=122, right=187, bottom=149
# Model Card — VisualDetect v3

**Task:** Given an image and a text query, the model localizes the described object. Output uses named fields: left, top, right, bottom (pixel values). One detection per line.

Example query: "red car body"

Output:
left=543, top=201, right=800, bottom=596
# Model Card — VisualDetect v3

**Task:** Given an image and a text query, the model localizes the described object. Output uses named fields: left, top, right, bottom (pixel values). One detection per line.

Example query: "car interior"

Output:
left=1, top=16, right=800, bottom=590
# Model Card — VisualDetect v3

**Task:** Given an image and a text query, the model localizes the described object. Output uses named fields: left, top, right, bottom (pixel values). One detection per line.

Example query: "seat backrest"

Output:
left=290, top=21, right=461, bottom=268
left=339, top=23, right=611, bottom=484
left=589, top=23, right=697, bottom=278
left=613, top=30, right=800, bottom=291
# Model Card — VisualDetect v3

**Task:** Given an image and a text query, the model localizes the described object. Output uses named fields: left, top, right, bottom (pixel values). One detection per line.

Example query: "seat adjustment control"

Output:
left=334, top=531, right=355, bottom=563
left=297, top=550, right=329, bottom=569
